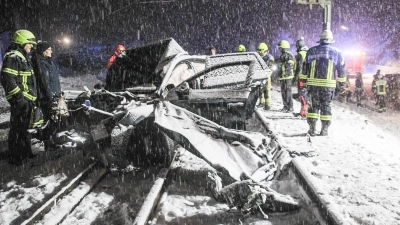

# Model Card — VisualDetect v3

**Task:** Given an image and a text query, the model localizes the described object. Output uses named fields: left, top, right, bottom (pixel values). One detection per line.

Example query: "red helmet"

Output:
left=114, top=45, right=126, bottom=55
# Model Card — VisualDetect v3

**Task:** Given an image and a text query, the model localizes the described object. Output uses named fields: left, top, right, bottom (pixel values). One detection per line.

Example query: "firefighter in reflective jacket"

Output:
left=293, top=37, right=309, bottom=117
left=339, top=76, right=351, bottom=104
left=374, top=74, right=388, bottom=112
left=304, top=30, right=346, bottom=136
left=354, top=72, right=364, bottom=107
left=256, top=42, right=274, bottom=110
left=0, top=30, right=37, bottom=164
left=277, top=40, right=295, bottom=112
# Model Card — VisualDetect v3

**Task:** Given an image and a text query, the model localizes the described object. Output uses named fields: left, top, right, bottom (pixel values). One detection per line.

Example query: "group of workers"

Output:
left=227, top=29, right=347, bottom=136
left=1, top=30, right=61, bottom=165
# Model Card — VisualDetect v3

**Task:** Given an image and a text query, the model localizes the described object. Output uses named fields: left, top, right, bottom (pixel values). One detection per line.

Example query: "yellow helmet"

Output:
left=278, top=40, right=290, bottom=49
left=257, top=42, right=268, bottom=52
left=12, top=30, right=36, bottom=45
left=236, top=44, right=246, bottom=52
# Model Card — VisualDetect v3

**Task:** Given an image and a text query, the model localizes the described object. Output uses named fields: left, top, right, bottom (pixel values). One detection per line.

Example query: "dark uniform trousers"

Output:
left=280, top=79, right=293, bottom=110
left=9, top=101, right=34, bottom=162
left=307, top=89, right=334, bottom=126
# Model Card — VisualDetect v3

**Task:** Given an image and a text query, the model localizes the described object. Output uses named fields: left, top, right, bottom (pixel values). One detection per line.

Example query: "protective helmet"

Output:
left=296, top=37, right=305, bottom=50
left=236, top=44, right=246, bottom=52
left=12, top=30, right=36, bottom=45
left=257, top=42, right=268, bottom=52
left=318, top=30, right=335, bottom=43
left=115, top=45, right=125, bottom=52
left=356, top=72, right=362, bottom=78
left=378, top=74, right=383, bottom=79
left=114, top=45, right=126, bottom=55
left=278, top=40, right=290, bottom=49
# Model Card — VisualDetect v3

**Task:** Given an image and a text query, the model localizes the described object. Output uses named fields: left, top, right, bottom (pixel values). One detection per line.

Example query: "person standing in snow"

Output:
left=374, top=73, right=389, bottom=113
left=256, top=42, right=274, bottom=110
left=108, top=44, right=126, bottom=68
left=32, top=41, right=62, bottom=149
left=0, top=30, right=37, bottom=165
left=371, top=70, right=380, bottom=104
left=293, top=37, right=309, bottom=117
left=354, top=72, right=364, bottom=107
left=339, top=76, right=351, bottom=104
left=304, top=30, right=346, bottom=136
left=276, top=40, right=295, bottom=113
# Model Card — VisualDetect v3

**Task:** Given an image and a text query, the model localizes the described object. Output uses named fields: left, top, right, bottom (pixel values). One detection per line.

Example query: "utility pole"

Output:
left=295, top=0, right=332, bottom=31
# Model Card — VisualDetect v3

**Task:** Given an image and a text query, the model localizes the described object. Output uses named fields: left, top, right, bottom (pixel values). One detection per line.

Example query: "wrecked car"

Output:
left=51, top=38, right=299, bottom=216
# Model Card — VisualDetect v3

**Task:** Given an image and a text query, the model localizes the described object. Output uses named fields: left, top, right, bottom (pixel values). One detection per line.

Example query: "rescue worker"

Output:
left=374, top=73, right=388, bottom=112
left=0, top=30, right=37, bottom=165
left=236, top=44, right=246, bottom=52
left=276, top=40, right=295, bottom=112
left=293, top=37, right=309, bottom=117
left=32, top=41, right=62, bottom=150
left=108, top=44, right=126, bottom=68
left=256, top=42, right=274, bottom=110
left=354, top=72, right=364, bottom=107
left=209, top=46, right=217, bottom=55
left=340, top=76, right=351, bottom=103
left=371, top=70, right=380, bottom=104
left=304, top=30, right=346, bottom=136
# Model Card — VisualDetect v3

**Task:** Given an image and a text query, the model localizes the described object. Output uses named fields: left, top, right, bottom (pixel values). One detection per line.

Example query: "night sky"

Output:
left=1, top=0, right=399, bottom=62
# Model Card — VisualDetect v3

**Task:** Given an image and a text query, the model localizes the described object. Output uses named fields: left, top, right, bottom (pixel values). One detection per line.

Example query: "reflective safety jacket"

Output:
left=355, top=77, right=364, bottom=92
left=305, top=44, right=345, bottom=91
left=1, top=49, right=37, bottom=102
left=294, top=49, right=308, bottom=81
left=262, top=54, right=275, bottom=69
left=374, top=79, right=388, bottom=95
left=277, top=49, right=294, bottom=81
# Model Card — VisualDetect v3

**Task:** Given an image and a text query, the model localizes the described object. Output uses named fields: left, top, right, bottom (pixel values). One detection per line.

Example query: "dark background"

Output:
left=1, top=0, right=399, bottom=64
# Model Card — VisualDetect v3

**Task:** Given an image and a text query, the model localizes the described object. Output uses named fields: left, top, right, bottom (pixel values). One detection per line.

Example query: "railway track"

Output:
left=1, top=108, right=348, bottom=225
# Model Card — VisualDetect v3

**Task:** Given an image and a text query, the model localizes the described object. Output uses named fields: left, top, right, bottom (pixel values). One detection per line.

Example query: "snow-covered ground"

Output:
left=263, top=85, right=400, bottom=225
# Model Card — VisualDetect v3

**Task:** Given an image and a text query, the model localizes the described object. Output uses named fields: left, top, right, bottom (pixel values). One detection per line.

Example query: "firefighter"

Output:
left=256, top=42, right=274, bottom=110
left=236, top=44, right=246, bottom=52
left=276, top=40, right=295, bottom=112
left=374, top=73, right=389, bottom=112
left=355, top=72, right=364, bottom=106
left=304, top=30, right=346, bottom=136
left=0, top=30, right=38, bottom=165
left=108, top=44, right=126, bottom=68
left=371, top=70, right=380, bottom=104
left=339, top=76, right=351, bottom=104
left=293, top=37, right=309, bottom=117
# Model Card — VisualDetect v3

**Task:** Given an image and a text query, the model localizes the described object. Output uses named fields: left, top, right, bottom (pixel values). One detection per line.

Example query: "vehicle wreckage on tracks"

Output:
left=50, top=38, right=300, bottom=217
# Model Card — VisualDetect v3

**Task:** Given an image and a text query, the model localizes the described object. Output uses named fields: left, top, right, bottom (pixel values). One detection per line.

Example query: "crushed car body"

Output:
left=55, top=38, right=300, bottom=216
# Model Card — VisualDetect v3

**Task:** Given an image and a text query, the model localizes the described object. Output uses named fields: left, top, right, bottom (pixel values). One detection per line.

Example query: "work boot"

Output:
left=320, top=121, right=330, bottom=136
left=307, top=121, right=317, bottom=136
left=285, top=107, right=294, bottom=113
left=264, top=105, right=271, bottom=110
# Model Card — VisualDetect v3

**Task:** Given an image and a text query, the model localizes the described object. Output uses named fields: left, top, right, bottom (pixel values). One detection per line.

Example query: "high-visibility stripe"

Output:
left=2, top=68, right=19, bottom=76
left=6, top=86, right=21, bottom=99
left=31, top=119, right=44, bottom=127
left=307, top=112, right=319, bottom=119
left=23, top=92, right=37, bottom=101
left=320, top=115, right=332, bottom=121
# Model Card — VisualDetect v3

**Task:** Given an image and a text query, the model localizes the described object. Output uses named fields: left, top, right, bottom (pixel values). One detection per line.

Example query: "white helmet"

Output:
left=318, top=30, right=335, bottom=43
